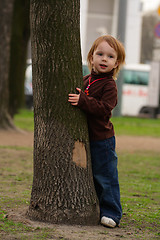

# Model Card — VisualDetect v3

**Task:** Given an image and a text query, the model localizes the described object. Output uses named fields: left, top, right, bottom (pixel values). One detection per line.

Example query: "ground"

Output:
left=0, top=130, right=160, bottom=152
left=0, top=130, right=160, bottom=240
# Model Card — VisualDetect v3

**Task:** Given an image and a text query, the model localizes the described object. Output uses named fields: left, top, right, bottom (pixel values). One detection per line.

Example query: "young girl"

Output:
left=68, top=35, right=125, bottom=228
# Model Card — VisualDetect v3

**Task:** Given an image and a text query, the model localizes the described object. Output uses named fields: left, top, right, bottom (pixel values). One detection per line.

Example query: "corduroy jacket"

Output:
left=78, top=69, right=117, bottom=141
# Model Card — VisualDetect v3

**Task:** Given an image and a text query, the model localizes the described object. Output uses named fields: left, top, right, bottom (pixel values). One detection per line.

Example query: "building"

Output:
left=80, top=0, right=142, bottom=64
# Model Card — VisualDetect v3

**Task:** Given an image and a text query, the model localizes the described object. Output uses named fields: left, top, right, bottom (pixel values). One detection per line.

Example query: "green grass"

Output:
left=112, top=116, right=160, bottom=137
left=0, top=147, right=159, bottom=239
left=0, top=210, right=32, bottom=233
left=0, top=210, right=54, bottom=240
left=0, top=109, right=159, bottom=239
left=14, top=109, right=160, bottom=137
left=118, top=151, right=160, bottom=232
left=14, top=109, right=34, bottom=131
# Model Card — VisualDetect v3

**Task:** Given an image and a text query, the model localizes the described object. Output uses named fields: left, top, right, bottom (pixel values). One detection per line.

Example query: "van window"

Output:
left=123, top=70, right=149, bottom=85
left=82, top=65, right=90, bottom=76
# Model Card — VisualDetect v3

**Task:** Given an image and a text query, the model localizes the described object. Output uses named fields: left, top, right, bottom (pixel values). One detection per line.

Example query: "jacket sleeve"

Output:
left=77, top=82, right=117, bottom=117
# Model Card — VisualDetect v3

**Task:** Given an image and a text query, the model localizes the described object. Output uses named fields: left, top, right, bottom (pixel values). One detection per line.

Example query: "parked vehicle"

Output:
left=121, top=64, right=152, bottom=116
left=25, top=62, right=159, bottom=117
left=24, top=64, right=33, bottom=109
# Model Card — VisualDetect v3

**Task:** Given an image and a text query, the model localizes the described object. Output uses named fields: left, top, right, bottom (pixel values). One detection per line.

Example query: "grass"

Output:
left=112, top=116, right=160, bottom=137
left=0, top=210, right=54, bottom=240
left=119, top=152, right=160, bottom=231
left=0, top=210, right=32, bottom=233
left=0, top=109, right=159, bottom=239
left=14, top=109, right=160, bottom=137
left=0, top=146, right=159, bottom=239
left=14, top=109, right=34, bottom=131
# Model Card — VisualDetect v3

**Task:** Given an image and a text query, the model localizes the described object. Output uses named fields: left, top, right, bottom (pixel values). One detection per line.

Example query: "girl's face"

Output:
left=91, top=41, right=119, bottom=74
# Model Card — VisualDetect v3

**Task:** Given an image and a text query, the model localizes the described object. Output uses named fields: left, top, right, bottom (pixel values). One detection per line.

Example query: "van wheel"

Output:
left=139, top=106, right=158, bottom=118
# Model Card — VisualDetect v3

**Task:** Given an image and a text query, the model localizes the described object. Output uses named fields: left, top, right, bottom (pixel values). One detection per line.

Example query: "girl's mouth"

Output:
left=100, top=64, right=107, bottom=69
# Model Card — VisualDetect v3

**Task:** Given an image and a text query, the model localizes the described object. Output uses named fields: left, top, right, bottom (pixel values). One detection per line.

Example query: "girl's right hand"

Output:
left=68, top=88, right=81, bottom=106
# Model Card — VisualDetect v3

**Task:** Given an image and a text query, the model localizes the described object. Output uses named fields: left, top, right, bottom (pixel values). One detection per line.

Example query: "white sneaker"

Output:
left=101, top=216, right=116, bottom=228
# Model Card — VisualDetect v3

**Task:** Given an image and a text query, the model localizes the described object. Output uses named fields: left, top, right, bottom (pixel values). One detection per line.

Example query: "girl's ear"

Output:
left=90, top=56, right=94, bottom=70
left=90, top=55, right=94, bottom=65
left=114, top=60, right=119, bottom=69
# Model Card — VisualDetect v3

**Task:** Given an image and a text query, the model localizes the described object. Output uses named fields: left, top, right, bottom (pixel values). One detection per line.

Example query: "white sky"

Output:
left=141, top=0, right=160, bottom=12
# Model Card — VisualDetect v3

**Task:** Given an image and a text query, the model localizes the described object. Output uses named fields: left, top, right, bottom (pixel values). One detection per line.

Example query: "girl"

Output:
left=68, top=35, right=125, bottom=227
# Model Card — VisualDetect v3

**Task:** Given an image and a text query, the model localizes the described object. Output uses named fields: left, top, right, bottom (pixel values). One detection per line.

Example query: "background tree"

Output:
left=0, top=0, right=30, bottom=128
left=140, top=10, right=159, bottom=63
left=8, top=0, right=30, bottom=116
left=0, top=0, right=14, bottom=129
left=27, top=0, right=99, bottom=225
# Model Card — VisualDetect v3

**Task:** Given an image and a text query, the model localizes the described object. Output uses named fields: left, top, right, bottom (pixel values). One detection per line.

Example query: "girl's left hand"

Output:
left=68, top=88, right=81, bottom=106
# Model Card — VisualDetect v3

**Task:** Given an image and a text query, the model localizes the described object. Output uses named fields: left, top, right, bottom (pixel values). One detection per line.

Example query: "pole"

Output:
left=113, top=0, right=127, bottom=116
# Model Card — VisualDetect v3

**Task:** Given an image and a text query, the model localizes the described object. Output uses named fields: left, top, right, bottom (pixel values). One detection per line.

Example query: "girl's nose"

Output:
left=102, top=55, right=107, bottom=61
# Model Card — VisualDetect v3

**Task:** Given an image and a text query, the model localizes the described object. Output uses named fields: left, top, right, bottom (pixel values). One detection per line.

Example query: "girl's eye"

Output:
left=97, top=53, right=103, bottom=56
left=109, top=55, right=113, bottom=58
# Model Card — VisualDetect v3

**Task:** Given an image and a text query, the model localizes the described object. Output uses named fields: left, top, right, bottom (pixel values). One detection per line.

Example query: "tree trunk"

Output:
left=0, top=0, right=15, bottom=129
left=27, top=0, right=99, bottom=225
left=8, top=0, right=30, bottom=116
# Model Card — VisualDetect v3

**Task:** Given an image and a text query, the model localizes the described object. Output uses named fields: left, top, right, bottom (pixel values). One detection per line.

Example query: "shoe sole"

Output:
left=101, top=217, right=116, bottom=228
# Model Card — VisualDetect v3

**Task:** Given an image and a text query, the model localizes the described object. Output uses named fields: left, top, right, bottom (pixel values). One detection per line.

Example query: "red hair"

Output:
left=87, top=35, right=125, bottom=79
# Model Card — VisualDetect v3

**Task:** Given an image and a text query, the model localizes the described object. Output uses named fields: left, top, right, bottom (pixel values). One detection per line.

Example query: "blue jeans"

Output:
left=90, top=136, right=122, bottom=225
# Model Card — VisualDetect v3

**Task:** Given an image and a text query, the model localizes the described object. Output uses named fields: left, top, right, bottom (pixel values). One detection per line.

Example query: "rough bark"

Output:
left=27, top=0, right=99, bottom=225
left=0, top=0, right=15, bottom=129
left=8, top=0, right=30, bottom=116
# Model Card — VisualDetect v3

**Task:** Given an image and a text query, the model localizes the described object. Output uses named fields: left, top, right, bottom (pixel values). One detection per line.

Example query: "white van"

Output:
left=121, top=64, right=151, bottom=116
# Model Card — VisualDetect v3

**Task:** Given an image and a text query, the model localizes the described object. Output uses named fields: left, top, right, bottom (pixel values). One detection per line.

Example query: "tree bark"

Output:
left=0, top=0, right=15, bottom=129
left=8, top=0, right=30, bottom=116
left=27, top=0, right=99, bottom=225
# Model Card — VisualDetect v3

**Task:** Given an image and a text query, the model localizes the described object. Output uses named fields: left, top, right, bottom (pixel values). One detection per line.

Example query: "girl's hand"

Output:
left=68, top=88, right=81, bottom=106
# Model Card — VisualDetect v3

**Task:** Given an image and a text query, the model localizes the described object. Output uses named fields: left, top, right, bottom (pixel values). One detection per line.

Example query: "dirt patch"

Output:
left=0, top=130, right=34, bottom=148
left=5, top=208, right=157, bottom=240
left=117, top=135, right=160, bottom=153
left=0, top=130, right=160, bottom=153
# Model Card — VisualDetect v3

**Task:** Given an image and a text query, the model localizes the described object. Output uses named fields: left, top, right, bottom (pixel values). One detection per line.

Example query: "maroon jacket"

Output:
left=78, top=70, right=117, bottom=141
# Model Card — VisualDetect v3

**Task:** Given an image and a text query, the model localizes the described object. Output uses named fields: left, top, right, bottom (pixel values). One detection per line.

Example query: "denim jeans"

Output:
left=90, top=136, right=122, bottom=225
